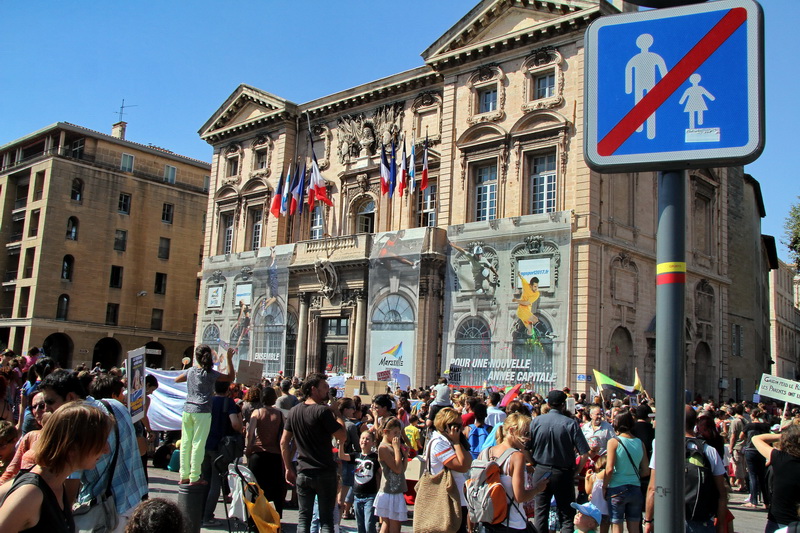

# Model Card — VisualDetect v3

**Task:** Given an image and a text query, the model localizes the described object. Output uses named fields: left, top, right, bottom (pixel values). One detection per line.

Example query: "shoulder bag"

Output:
left=413, top=437, right=462, bottom=533
left=74, top=400, right=120, bottom=533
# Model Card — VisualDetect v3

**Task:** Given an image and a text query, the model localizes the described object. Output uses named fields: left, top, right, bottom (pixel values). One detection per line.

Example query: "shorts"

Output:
left=607, top=484, right=644, bottom=524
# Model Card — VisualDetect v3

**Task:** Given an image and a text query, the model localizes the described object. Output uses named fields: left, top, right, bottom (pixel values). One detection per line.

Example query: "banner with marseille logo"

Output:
left=442, top=214, right=572, bottom=393
left=366, top=227, right=426, bottom=387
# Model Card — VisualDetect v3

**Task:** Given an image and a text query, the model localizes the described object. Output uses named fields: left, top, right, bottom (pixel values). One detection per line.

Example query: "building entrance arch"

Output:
left=93, top=337, right=122, bottom=371
left=145, top=341, right=165, bottom=369
left=43, top=333, right=73, bottom=368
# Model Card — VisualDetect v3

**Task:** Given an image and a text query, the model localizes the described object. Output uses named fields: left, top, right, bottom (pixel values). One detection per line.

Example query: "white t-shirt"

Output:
left=425, top=431, right=467, bottom=506
left=431, top=383, right=451, bottom=407
left=649, top=439, right=726, bottom=476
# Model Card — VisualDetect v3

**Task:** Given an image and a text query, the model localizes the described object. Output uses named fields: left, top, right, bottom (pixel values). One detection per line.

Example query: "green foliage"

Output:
left=784, top=198, right=800, bottom=266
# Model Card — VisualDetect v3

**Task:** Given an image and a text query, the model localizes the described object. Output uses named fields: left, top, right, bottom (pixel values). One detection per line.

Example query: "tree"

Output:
left=784, top=197, right=800, bottom=266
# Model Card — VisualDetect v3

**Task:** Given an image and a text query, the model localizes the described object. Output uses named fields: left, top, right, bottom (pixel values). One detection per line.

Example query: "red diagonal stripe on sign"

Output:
left=597, top=7, right=747, bottom=157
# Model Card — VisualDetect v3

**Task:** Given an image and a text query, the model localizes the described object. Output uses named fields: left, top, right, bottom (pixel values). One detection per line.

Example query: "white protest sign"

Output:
left=757, top=374, right=800, bottom=404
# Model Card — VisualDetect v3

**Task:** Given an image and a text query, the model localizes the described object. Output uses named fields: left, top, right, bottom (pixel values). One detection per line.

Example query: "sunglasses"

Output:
left=43, top=398, right=58, bottom=406
left=32, top=403, right=46, bottom=411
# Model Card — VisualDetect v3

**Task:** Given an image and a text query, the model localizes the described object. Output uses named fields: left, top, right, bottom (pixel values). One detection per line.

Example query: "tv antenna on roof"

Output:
left=115, top=99, right=138, bottom=122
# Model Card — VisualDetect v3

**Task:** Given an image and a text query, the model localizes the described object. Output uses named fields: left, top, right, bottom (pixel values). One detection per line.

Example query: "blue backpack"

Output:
left=467, top=424, right=493, bottom=459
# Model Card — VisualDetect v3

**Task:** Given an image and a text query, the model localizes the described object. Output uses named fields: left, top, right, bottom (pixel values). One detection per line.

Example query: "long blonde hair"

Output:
left=496, top=411, right=532, bottom=445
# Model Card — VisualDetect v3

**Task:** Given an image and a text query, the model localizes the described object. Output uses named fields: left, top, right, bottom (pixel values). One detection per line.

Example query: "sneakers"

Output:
left=202, top=518, right=222, bottom=527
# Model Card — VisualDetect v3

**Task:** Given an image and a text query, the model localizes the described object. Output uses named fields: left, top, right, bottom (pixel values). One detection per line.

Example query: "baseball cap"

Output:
left=636, top=404, right=653, bottom=420
left=547, top=389, right=567, bottom=406
left=571, top=502, right=602, bottom=525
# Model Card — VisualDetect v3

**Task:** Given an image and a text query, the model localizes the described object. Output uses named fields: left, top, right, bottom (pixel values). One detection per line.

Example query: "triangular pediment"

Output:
left=199, top=84, right=298, bottom=142
left=422, top=0, right=599, bottom=62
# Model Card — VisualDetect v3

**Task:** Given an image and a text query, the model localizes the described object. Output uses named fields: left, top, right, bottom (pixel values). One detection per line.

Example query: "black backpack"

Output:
left=684, top=437, right=718, bottom=522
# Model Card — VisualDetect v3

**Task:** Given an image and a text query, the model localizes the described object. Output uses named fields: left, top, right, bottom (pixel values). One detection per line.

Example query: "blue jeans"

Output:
left=354, top=494, right=378, bottom=533
left=744, top=447, right=769, bottom=506
left=297, top=470, right=338, bottom=533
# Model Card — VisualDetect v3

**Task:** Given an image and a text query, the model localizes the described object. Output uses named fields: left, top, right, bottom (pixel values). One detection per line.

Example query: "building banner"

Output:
left=200, top=244, right=295, bottom=379
left=442, top=213, right=572, bottom=392
left=366, top=228, right=426, bottom=384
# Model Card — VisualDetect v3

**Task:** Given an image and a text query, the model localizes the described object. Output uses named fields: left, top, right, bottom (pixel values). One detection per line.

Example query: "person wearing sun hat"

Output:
left=572, top=502, right=602, bottom=532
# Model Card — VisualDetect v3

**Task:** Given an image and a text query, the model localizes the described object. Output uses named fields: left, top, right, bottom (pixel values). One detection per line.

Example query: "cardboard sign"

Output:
left=757, top=374, right=800, bottom=405
left=236, top=360, right=264, bottom=387
left=345, top=380, right=387, bottom=401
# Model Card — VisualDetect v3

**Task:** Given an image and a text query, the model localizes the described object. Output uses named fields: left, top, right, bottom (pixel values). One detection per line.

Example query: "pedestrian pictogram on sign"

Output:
left=584, top=0, right=764, bottom=172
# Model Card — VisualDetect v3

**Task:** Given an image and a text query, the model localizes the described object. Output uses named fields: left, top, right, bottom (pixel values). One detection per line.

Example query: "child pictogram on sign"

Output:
left=679, top=73, right=716, bottom=129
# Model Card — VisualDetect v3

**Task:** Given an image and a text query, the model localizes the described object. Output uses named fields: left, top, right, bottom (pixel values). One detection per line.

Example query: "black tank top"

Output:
left=1, top=471, right=73, bottom=533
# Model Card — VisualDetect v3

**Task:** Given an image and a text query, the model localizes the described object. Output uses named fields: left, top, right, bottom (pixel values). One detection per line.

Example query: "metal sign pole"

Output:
left=654, top=169, right=687, bottom=531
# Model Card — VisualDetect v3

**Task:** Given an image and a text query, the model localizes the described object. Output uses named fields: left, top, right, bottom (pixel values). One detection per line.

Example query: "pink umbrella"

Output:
left=500, top=383, right=522, bottom=407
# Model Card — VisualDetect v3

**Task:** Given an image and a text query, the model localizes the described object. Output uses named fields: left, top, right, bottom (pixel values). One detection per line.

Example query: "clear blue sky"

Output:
left=2, top=1, right=796, bottom=260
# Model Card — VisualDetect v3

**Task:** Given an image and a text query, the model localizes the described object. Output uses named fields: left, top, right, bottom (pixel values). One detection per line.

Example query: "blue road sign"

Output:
left=584, top=0, right=764, bottom=172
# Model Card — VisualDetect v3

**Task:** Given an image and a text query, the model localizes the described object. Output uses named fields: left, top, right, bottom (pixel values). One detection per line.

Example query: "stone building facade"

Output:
left=196, top=0, right=773, bottom=399
left=0, top=122, right=210, bottom=369
left=770, top=259, right=800, bottom=381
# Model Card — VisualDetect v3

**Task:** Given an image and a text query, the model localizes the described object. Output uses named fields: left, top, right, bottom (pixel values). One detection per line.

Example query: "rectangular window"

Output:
left=732, top=324, right=743, bottom=357
left=250, top=209, right=263, bottom=251
left=478, top=87, right=498, bottom=113
left=530, top=153, right=557, bottom=214
left=203, top=176, right=211, bottom=192
left=310, top=205, right=324, bottom=240
left=164, top=165, right=176, bottom=184
left=162, top=203, right=174, bottom=224
left=475, top=164, right=498, bottom=222
left=71, top=139, right=85, bottom=159
left=118, top=193, right=131, bottom=214
left=255, top=149, right=268, bottom=170
left=105, top=303, right=119, bottom=326
left=417, top=183, right=437, bottom=227
left=154, top=273, right=167, bottom=295
left=114, top=229, right=127, bottom=251
left=120, top=153, right=134, bottom=172
left=222, top=214, right=234, bottom=254
left=227, top=157, right=239, bottom=177
left=110, top=265, right=123, bottom=288
left=151, top=308, right=163, bottom=331
left=158, top=237, right=171, bottom=260
left=535, top=72, right=556, bottom=100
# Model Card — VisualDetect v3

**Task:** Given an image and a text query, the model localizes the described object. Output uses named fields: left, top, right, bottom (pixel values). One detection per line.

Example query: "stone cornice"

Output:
left=202, top=110, right=295, bottom=144
left=425, top=6, right=600, bottom=72
left=302, top=68, right=443, bottom=121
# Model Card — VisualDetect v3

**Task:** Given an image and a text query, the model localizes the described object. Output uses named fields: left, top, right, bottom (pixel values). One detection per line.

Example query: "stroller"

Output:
left=226, top=459, right=281, bottom=533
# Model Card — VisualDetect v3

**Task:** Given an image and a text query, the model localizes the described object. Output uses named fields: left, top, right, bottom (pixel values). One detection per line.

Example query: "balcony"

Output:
left=13, top=198, right=27, bottom=210
left=7, top=233, right=22, bottom=244
left=294, top=234, right=373, bottom=267
left=3, top=271, right=17, bottom=282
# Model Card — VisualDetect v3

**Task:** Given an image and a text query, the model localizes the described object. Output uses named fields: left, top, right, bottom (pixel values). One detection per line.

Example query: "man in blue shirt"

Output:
left=528, top=389, right=590, bottom=533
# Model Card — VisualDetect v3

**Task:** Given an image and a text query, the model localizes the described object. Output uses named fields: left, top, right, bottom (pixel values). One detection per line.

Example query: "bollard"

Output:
left=177, top=483, right=207, bottom=533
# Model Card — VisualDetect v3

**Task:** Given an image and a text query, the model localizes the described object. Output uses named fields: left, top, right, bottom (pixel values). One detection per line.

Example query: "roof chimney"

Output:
left=111, top=121, right=127, bottom=140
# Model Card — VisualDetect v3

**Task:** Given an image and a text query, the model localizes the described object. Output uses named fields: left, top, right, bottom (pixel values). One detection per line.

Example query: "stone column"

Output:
left=295, top=292, right=310, bottom=377
left=353, top=289, right=367, bottom=376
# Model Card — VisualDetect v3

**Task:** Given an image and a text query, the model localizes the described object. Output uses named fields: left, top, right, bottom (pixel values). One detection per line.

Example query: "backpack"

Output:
left=684, top=437, right=719, bottom=522
left=465, top=447, right=518, bottom=524
left=467, top=424, right=492, bottom=460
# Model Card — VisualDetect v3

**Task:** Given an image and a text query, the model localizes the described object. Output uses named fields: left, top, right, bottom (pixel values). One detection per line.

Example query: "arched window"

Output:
left=66, top=217, right=78, bottom=240
left=56, top=294, right=69, bottom=320
left=354, top=199, right=375, bottom=234
left=61, top=255, right=74, bottom=281
left=371, top=294, right=415, bottom=328
left=71, top=179, right=83, bottom=202
left=453, top=317, right=491, bottom=386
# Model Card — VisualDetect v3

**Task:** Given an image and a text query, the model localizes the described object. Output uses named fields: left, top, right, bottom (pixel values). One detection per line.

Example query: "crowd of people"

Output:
left=1, top=343, right=800, bottom=533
